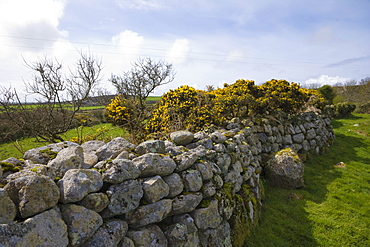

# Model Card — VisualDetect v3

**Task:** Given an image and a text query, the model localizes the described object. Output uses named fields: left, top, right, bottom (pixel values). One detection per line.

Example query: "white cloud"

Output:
left=111, top=30, right=144, bottom=54
left=166, top=39, right=191, bottom=64
left=305, top=75, right=351, bottom=86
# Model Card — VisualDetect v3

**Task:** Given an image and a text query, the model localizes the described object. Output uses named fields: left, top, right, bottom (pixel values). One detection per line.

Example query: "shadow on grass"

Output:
left=245, top=130, right=368, bottom=246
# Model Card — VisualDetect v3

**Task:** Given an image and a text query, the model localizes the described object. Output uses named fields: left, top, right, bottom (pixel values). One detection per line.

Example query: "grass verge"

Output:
left=0, top=123, right=128, bottom=160
left=245, top=113, right=370, bottom=246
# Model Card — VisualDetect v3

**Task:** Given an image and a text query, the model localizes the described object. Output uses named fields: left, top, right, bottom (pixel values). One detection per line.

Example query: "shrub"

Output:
left=254, top=79, right=324, bottom=114
left=145, top=85, right=213, bottom=134
left=207, top=79, right=257, bottom=125
left=324, top=102, right=356, bottom=118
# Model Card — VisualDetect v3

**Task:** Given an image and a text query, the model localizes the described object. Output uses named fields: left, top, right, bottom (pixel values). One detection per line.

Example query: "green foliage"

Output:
left=318, top=85, right=336, bottom=105
left=254, top=79, right=324, bottom=114
left=324, top=102, right=356, bottom=118
left=145, top=85, right=213, bottom=134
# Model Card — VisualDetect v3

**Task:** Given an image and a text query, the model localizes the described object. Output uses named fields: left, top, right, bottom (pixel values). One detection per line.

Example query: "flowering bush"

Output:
left=207, top=79, right=257, bottom=124
left=145, top=85, right=213, bottom=134
left=105, top=95, right=134, bottom=126
left=254, top=79, right=324, bottom=114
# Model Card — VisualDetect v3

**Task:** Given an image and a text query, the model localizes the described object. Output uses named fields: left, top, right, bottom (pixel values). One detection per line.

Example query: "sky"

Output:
left=1, top=0, right=370, bottom=99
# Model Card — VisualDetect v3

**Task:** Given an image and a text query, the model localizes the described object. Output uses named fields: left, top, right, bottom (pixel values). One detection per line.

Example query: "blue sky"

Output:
left=1, top=0, right=370, bottom=97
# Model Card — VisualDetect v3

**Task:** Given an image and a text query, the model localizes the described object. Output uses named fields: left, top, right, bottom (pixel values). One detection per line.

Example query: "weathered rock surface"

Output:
left=101, top=180, right=143, bottom=218
left=4, top=175, right=60, bottom=218
left=266, top=148, right=305, bottom=188
left=182, top=169, right=203, bottom=192
left=163, top=173, right=184, bottom=198
left=174, top=145, right=206, bottom=172
left=60, top=204, right=103, bottom=246
left=95, top=159, right=140, bottom=184
left=81, top=219, right=128, bottom=247
left=127, top=224, right=168, bottom=247
left=96, top=137, right=136, bottom=161
left=126, top=199, right=172, bottom=228
left=142, top=175, right=170, bottom=203
left=81, top=140, right=105, bottom=153
left=192, top=200, right=222, bottom=230
left=170, top=192, right=203, bottom=216
left=132, top=153, right=176, bottom=177
left=0, top=207, right=68, bottom=247
left=78, top=192, right=109, bottom=212
left=58, top=169, right=103, bottom=203
left=47, top=145, right=84, bottom=177
left=23, top=141, right=78, bottom=165
left=165, top=214, right=200, bottom=247
left=170, top=130, right=194, bottom=145
left=198, top=220, right=232, bottom=247
left=0, top=188, right=17, bottom=224
left=135, top=140, right=166, bottom=155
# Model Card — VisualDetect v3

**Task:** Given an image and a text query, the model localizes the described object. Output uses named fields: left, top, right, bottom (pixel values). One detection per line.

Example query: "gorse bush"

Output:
left=324, top=102, right=356, bottom=118
left=255, top=79, right=324, bottom=114
left=145, top=85, right=213, bottom=134
left=106, top=79, right=325, bottom=140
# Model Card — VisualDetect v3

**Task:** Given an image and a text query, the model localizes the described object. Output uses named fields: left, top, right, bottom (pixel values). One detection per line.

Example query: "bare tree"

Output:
left=110, top=57, right=175, bottom=111
left=108, top=57, right=175, bottom=140
left=0, top=52, right=102, bottom=143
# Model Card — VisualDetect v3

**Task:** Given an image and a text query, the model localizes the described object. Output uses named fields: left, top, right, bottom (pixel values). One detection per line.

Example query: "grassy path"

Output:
left=246, top=114, right=370, bottom=246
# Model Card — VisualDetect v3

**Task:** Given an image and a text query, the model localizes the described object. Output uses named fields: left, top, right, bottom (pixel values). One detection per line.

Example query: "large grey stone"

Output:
left=6, top=164, right=57, bottom=182
left=170, top=192, right=203, bottom=216
left=23, top=141, right=78, bottom=165
left=135, top=140, right=166, bottom=155
left=58, top=169, right=103, bottom=203
left=60, top=204, right=103, bottom=247
left=132, top=153, right=176, bottom=177
left=126, top=199, right=172, bottom=228
left=101, top=180, right=143, bottom=218
left=194, top=161, right=213, bottom=181
left=81, top=219, right=128, bottom=247
left=118, top=237, right=135, bottom=247
left=181, top=169, right=203, bottom=192
left=0, top=207, right=68, bottom=247
left=210, top=131, right=227, bottom=143
left=98, top=159, right=140, bottom=183
left=142, top=175, right=170, bottom=203
left=47, top=145, right=84, bottom=177
left=4, top=175, right=60, bottom=218
left=292, top=133, right=305, bottom=143
left=96, top=137, right=136, bottom=161
left=191, top=200, right=222, bottom=230
left=198, top=220, right=232, bottom=247
left=127, top=224, right=168, bottom=247
left=163, top=173, right=184, bottom=198
left=81, top=140, right=105, bottom=153
left=174, top=146, right=206, bottom=172
left=266, top=148, right=305, bottom=189
left=78, top=192, right=109, bottom=212
left=0, top=188, right=17, bottom=224
left=170, top=131, right=194, bottom=145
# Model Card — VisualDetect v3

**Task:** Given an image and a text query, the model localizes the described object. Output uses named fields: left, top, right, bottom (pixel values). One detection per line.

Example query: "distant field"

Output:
left=0, top=123, right=128, bottom=160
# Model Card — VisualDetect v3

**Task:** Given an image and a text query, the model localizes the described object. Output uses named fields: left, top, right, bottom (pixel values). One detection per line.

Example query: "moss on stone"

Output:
left=39, top=148, right=58, bottom=160
left=275, top=147, right=300, bottom=162
left=199, top=199, right=211, bottom=208
left=0, top=162, right=21, bottom=173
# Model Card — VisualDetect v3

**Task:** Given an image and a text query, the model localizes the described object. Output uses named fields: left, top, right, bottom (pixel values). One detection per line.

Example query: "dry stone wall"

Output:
left=0, top=112, right=334, bottom=247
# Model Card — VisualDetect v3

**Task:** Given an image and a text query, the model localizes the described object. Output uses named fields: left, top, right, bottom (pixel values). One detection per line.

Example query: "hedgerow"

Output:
left=106, top=79, right=325, bottom=140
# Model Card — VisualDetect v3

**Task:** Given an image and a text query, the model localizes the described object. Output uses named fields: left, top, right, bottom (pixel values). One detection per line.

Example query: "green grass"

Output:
left=246, top=113, right=370, bottom=246
left=0, top=123, right=128, bottom=160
